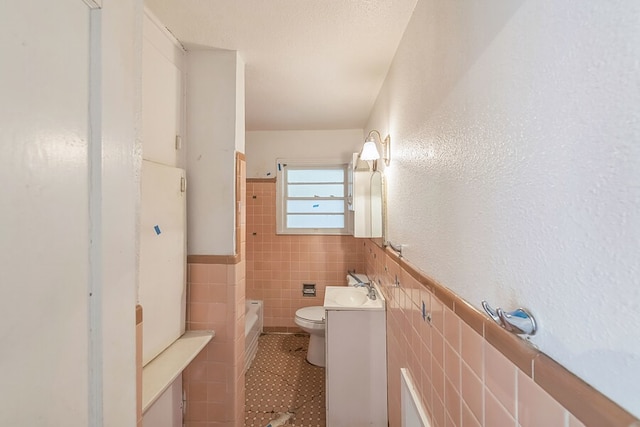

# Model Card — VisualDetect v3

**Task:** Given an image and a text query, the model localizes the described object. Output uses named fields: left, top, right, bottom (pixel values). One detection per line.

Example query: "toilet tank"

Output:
left=346, top=273, right=369, bottom=286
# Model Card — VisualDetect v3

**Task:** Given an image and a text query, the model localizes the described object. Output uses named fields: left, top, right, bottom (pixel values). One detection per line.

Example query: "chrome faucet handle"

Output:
left=367, top=286, right=377, bottom=300
left=482, top=300, right=537, bottom=336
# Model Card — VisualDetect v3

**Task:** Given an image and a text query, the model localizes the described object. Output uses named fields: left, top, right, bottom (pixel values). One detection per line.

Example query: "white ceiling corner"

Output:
left=144, top=0, right=418, bottom=131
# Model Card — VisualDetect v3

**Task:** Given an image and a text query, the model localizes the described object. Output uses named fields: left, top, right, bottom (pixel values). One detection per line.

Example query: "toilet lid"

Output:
left=295, top=306, right=325, bottom=323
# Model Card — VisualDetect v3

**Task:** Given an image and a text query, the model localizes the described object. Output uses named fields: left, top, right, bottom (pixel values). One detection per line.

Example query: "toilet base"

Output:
left=306, top=333, right=325, bottom=367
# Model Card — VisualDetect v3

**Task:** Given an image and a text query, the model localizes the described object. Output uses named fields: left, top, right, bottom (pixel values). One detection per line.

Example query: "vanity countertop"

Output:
left=324, top=283, right=385, bottom=311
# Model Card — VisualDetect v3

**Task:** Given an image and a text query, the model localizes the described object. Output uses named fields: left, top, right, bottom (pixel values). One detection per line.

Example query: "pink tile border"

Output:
left=363, top=239, right=639, bottom=427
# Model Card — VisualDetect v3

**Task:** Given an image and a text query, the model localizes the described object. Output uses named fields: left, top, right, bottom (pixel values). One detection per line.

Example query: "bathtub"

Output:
left=244, top=300, right=263, bottom=372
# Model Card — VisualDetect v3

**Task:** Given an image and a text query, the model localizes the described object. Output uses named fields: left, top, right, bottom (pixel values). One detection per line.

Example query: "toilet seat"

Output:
left=295, top=306, right=325, bottom=323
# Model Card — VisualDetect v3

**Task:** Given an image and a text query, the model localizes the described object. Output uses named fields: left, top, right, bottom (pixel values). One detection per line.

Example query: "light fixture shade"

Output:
left=360, top=140, right=380, bottom=161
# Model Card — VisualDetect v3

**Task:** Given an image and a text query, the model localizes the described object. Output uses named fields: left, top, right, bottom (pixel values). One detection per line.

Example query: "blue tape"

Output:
left=154, top=225, right=161, bottom=235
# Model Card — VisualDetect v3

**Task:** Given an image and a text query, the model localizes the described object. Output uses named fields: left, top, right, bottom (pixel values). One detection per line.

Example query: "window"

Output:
left=276, top=160, right=349, bottom=235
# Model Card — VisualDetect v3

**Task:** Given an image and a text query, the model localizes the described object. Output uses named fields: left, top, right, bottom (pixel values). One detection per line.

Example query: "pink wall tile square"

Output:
left=188, top=382, right=207, bottom=402
left=517, top=371, right=566, bottom=427
left=485, top=343, right=517, bottom=417
left=485, top=388, right=516, bottom=427
left=225, top=264, right=237, bottom=285
left=431, top=297, right=444, bottom=333
left=189, top=283, right=210, bottom=303
left=420, top=364, right=433, bottom=414
left=460, top=322, right=483, bottom=380
left=462, top=401, right=481, bottom=427
left=190, top=264, right=209, bottom=284
left=444, top=342, right=460, bottom=391
left=206, top=381, right=228, bottom=404
left=210, top=284, right=227, bottom=303
left=461, top=361, right=483, bottom=424
left=432, top=395, right=446, bottom=427
left=444, top=307, right=460, bottom=352
left=189, top=302, right=209, bottom=324
left=186, top=401, right=207, bottom=422
left=208, top=302, right=227, bottom=325
left=432, top=329, right=445, bottom=370
left=444, top=377, right=461, bottom=426
left=432, top=360, right=445, bottom=403
left=208, top=264, right=228, bottom=284
left=207, top=402, right=232, bottom=421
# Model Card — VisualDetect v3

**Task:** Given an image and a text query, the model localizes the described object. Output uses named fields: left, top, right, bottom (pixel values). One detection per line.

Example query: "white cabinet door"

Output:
left=325, top=310, right=388, bottom=426
left=142, top=12, right=185, bottom=166
left=139, top=160, right=187, bottom=364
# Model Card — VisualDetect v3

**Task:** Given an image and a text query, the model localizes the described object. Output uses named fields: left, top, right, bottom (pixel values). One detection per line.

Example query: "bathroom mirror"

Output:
left=371, top=170, right=387, bottom=249
left=350, top=155, right=385, bottom=239
left=370, top=170, right=384, bottom=245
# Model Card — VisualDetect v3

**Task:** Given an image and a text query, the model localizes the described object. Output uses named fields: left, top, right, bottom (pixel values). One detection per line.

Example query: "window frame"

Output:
left=276, top=159, right=351, bottom=235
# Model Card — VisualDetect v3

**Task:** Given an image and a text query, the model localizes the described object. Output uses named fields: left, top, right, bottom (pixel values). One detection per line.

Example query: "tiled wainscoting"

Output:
left=182, top=153, right=247, bottom=427
left=183, top=260, right=246, bottom=426
left=246, top=179, right=365, bottom=330
left=363, top=240, right=638, bottom=427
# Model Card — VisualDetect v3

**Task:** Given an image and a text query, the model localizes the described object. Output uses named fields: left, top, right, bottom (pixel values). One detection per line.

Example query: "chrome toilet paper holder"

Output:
left=482, top=300, right=537, bottom=336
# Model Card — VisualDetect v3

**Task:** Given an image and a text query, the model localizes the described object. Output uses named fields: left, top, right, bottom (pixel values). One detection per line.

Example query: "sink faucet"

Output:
left=365, top=284, right=377, bottom=300
left=353, top=281, right=377, bottom=300
left=348, top=270, right=377, bottom=300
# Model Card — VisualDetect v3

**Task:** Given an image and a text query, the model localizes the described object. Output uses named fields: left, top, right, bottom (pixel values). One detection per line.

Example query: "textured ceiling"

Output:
left=144, top=0, right=418, bottom=131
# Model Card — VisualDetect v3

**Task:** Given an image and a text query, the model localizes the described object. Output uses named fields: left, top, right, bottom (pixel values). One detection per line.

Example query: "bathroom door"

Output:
left=0, top=1, right=97, bottom=425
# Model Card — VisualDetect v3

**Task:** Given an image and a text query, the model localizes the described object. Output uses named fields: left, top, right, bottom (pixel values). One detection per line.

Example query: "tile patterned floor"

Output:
left=245, top=333, right=326, bottom=427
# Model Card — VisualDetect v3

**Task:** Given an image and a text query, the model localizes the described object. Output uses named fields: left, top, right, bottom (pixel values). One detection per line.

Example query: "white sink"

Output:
left=324, top=285, right=385, bottom=311
left=334, top=288, right=369, bottom=307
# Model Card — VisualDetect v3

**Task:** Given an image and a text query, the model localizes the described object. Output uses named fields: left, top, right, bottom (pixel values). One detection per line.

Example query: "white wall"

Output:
left=366, top=0, right=640, bottom=417
left=0, top=1, right=141, bottom=425
left=246, top=129, right=364, bottom=178
left=187, top=50, right=245, bottom=255
left=236, top=56, right=246, bottom=154
left=101, top=2, right=142, bottom=424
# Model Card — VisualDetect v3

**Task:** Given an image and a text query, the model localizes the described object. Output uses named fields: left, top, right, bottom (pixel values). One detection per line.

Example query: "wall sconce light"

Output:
left=360, top=130, right=391, bottom=166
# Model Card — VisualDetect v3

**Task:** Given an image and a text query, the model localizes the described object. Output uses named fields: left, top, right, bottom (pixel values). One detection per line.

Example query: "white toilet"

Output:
left=294, top=306, right=326, bottom=366
left=294, top=273, right=370, bottom=367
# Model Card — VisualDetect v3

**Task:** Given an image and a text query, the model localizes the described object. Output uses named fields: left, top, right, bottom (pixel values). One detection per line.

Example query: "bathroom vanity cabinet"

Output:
left=324, top=298, right=387, bottom=426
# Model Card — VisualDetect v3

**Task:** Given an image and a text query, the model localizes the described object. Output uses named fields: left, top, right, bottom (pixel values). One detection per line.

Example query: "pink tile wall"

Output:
left=182, top=155, right=247, bottom=426
left=246, top=180, right=365, bottom=329
left=363, top=240, right=590, bottom=427
left=183, top=260, right=245, bottom=427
